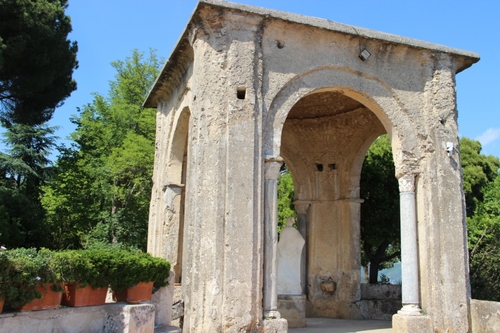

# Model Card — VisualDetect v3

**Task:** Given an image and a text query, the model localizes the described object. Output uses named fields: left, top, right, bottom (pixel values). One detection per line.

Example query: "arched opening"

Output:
left=360, top=134, right=401, bottom=285
left=278, top=89, right=391, bottom=319
left=168, top=107, right=191, bottom=284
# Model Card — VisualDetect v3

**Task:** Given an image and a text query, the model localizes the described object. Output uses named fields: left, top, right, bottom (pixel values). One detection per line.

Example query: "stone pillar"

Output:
left=393, top=173, right=431, bottom=333
left=263, top=156, right=283, bottom=319
left=397, top=173, right=421, bottom=315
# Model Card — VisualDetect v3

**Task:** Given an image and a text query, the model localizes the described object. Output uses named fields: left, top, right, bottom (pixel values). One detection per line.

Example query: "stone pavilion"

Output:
left=144, top=1, right=479, bottom=332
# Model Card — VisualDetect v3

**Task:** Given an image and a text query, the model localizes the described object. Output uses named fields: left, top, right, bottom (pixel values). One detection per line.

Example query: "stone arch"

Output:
left=165, top=106, right=191, bottom=284
left=167, top=106, right=191, bottom=183
left=270, top=67, right=417, bottom=319
left=264, top=66, right=422, bottom=176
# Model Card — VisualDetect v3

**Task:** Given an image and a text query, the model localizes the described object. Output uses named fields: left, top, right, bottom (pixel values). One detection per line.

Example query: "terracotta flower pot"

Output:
left=113, top=281, right=154, bottom=304
left=0, top=297, right=5, bottom=314
left=62, top=283, right=108, bottom=307
left=18, top=283, right=63, bottom=311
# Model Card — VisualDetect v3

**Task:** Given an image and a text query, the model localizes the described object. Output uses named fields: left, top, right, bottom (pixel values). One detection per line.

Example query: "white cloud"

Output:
left=476, top=128, right=500, bottom=146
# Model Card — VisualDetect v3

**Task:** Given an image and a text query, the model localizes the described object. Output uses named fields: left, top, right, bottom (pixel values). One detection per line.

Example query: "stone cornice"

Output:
left=143, top=0, right=479, bottom=108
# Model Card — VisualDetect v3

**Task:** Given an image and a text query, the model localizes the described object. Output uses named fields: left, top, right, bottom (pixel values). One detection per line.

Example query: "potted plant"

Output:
left=4, top=248, right=63, bottom=311
left=110, top=250, right=170, bottom=304
left=53, top=248, right=114, bottom=307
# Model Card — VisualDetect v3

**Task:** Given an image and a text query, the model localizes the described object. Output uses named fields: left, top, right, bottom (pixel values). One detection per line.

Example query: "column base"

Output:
left=264, top=310, right=281, bottom=319
left=393, top=312, right=432, bottom=333
left=263, top=317, right=288, bottom=333
left=397, top=304, right=422, bottom=316
left=278, top=294, right=306, bottom=328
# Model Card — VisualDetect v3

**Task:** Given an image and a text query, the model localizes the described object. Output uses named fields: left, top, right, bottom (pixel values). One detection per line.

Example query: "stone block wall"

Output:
left=359, top=284, right=402, bottom=320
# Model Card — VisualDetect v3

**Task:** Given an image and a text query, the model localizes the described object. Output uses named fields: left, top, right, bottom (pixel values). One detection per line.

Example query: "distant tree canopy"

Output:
left=0, top=0, right=78, bottom=125
left=462, top=139, right=500, bottom=301
left=460, top=137, right=500, bottom=217
left=358, top=135, right=500, bottom=289
left=360, top=134, right=400, bottom=284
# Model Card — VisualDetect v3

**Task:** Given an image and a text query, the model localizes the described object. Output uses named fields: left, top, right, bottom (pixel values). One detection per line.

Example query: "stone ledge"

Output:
left=0, top=303, right=155, bottom=333
left=471, top=299, right=500, bottom=333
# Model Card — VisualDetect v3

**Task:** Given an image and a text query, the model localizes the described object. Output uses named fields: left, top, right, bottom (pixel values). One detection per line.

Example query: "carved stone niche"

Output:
left=320, top=277, right=337, bottom=295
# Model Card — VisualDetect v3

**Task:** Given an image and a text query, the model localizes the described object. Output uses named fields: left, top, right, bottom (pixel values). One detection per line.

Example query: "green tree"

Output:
left=460, top=138, right=500, bottom=217
left=460, top=138, right=500, bottom=301
left=42, top=49, right=161, bottom=250
left=0, top=0, right=78, bottom=125
left=277, top=166, right=297, bottom=233
left=468, top=173, right=500, bottom=301
left=360, top=134, right=400, bottom=284
left=0, top=123, right=57, bottom=248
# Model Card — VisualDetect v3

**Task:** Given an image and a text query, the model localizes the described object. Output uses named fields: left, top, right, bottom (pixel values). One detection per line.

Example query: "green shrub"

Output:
left=52, top=249, right=114, bottom=289
left=109, top=250, right=170, bottom=292
left=0, top=246, right=12, bottom=299
left=54, top=247, right=170, bottom=292
left=0, top=246, right=170, bottom=308
left=4, top=248, right=62, bottom=308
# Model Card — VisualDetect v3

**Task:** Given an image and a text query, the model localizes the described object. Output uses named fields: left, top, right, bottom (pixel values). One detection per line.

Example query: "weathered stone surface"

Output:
left=144, top=1, right=479, bottom=332
left=0, top=303, right=155, bottom=333
left=149, top=271, right=175, bottom=327
left=170, top=284, right=183, bottom=327
left=361, top=284, right=401, bottom=300
left=392, top=313, right=432, bottom=333
left=278, top=295, right=306, bottom=328
left=470, top=299, right=500, bottom=333
left=105, top=304, right=155, bottom=333
left=154, top=325, right=182, bottom=333
left=262, top=318, right=288, bottom=333
left=357, top=300, right=402, bottom=321
left=171, top=300, right=184, bottom=321
left=357, top=284, right=402, bottom=320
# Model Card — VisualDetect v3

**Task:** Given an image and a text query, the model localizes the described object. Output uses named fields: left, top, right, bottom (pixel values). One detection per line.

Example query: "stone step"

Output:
left=154, top=325, right=182, bottom=333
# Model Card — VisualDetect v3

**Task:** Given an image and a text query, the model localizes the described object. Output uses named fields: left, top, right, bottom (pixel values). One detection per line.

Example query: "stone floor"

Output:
left=290, top=318, right=392, bottom=333
left=155, top=318, right=392, bottom=332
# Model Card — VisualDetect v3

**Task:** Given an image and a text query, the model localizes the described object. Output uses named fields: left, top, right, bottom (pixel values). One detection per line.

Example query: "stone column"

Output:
left=397, top=173, right=422, bottom=315
left=263, top=156, right=283, bottom=319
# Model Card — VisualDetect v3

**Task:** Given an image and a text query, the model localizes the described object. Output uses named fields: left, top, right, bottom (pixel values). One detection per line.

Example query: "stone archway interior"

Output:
left=281, top=90, right=386, bottom=319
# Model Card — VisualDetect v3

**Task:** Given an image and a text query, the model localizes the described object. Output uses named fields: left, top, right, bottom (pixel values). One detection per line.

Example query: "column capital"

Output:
left=264, top=156, right=283, bottom=180
left=397, top=173, right=415, bottom=193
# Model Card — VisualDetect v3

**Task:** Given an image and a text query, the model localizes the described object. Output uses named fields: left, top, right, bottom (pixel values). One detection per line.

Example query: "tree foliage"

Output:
left=468, top=174, right=500, bottom=301
left=462, top=139, right=500, bottom=301
left=41, top=49, right=161, bottom=250
left=277, top=166, right=297, bottom=233
left=0, top=123, right=57, bottom=248
left=460, top=137, right=500, bottom=217
left=360, top=134, right=400, bottom=284
left=0, top=0, right=78, bottom=125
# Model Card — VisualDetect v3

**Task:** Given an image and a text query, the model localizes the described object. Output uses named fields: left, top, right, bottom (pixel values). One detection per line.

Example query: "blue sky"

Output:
left=43, top=0, right=500, bottom=159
